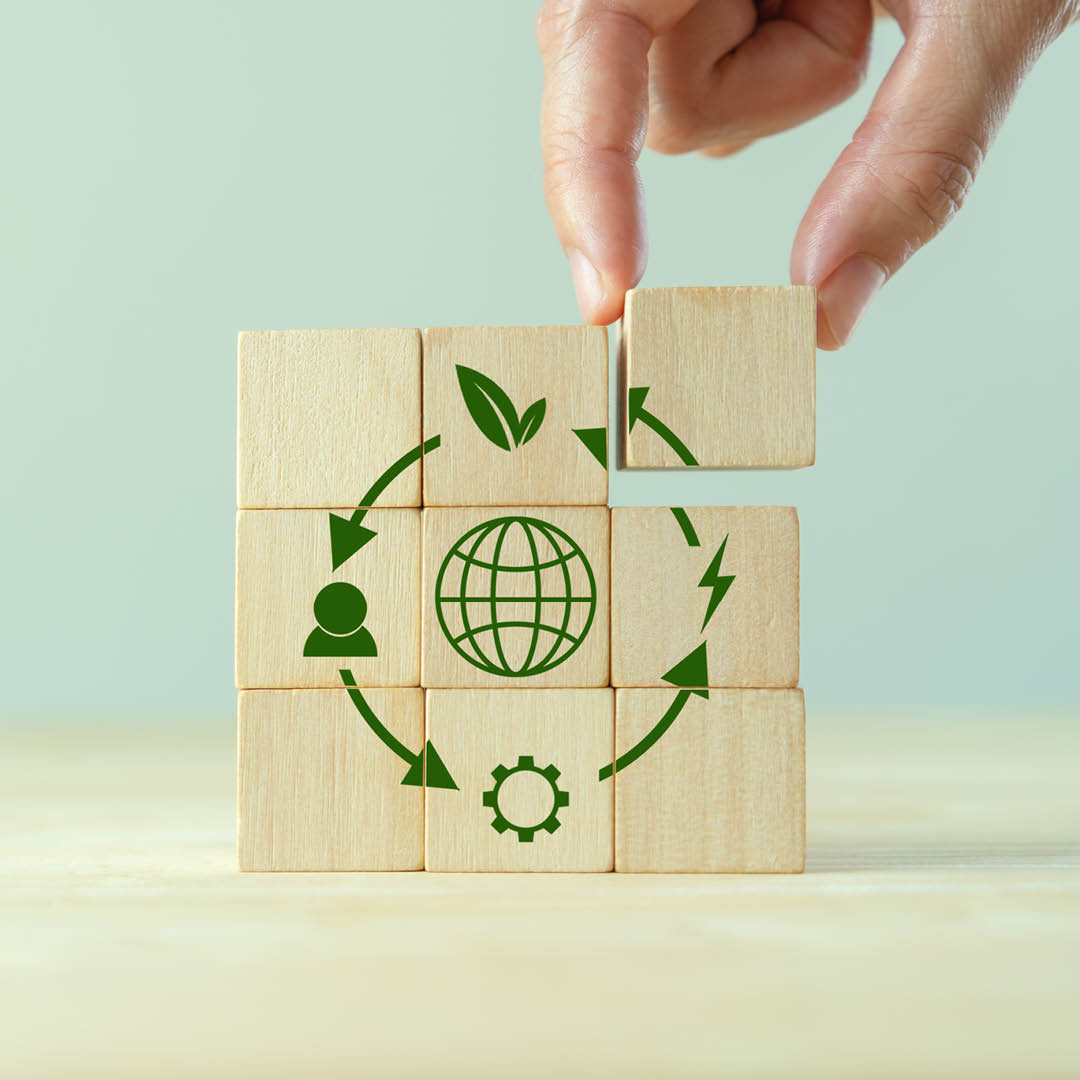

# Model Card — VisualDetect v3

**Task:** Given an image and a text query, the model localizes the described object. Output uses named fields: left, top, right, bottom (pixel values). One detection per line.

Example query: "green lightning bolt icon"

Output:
left=698, top=535, right=735, bottom=631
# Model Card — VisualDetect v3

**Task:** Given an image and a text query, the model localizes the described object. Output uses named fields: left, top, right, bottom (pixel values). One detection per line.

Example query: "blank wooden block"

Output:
left=620, top=287, right=815, bottom=468
left=610, top=507, right=798, bottom=688
left=425, top=689, right=614, bottom=871
left=421, top=506, right=610, bottom=688
left=238, top=329, right=422, bottom=508
left=422, top=325, right=608, bottom=505
left=238, top=688, right=424, bottom=871
left=236, top=509, right=420, bottom=688
left=614, top=688, right=805, bottom=873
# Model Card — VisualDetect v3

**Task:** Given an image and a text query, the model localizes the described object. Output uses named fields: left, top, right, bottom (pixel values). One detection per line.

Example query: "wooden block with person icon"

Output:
left=235, top=508, right=421, bottom=688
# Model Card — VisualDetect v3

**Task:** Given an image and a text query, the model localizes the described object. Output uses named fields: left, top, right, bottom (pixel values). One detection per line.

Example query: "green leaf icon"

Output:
left=455, top=364, right=546, bottom=452
left=516, top=399, right=547, bottom=447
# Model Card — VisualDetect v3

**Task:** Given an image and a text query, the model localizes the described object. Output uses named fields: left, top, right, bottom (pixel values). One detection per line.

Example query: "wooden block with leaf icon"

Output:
left=421, top=326, right=608, bottom=506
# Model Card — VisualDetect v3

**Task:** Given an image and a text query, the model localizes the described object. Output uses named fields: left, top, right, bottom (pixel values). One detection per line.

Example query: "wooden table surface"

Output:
left=2, top=710, right=1078, bottom=1078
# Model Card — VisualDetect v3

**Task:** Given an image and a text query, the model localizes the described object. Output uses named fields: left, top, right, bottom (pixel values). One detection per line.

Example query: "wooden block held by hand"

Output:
left=238, top=688, right=424, bottom=871
left=425, top=689, right=614, bottom=871
left=611, top=507, right=798, bottom=689
left=614, top=688, right=805, bottom=873
left=421, top=506, right=610, bottom=688
left=422, top=326, right=608, bottom=505
left=238, top=329, right=422, bottom=508
left=620, top=287, right=815, bottom=468
left=236, top=509, right=420, bottom=688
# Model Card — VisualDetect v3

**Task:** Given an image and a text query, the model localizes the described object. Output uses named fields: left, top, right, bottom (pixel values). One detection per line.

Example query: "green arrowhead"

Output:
left=401, top=740, right=458, bottom=790
left=627, top=387, right=650, bottom=432
left=329, top=512, right=377, bottom=570
left=572, top=427, right=607, bottom=469
left=661, top=642, right=710, bottom=699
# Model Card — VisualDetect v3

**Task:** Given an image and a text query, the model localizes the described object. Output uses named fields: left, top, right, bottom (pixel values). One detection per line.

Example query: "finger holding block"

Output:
left=620, top=287, right=815, bottom=469
left=425, top=689, right=614, bottom=872
left=611, top=506, right=799, bottom=689
left=614, top=688, right=805, bottom=873
left=238, top=688, right=425, bottom=871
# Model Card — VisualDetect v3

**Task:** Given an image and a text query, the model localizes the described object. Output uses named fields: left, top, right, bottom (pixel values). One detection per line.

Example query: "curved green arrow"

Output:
left=598, top=643, right=710, bottom=781
left=329, top=435, right=441, bottom=569
left=670, top=507, right=700, bottom=547
left=339, top=669, right=457, bottom=790
left=627, top=387, right=699, bottom=467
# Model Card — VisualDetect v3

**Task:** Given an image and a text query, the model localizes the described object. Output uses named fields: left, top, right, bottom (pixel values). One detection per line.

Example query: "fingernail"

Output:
left=818, top=255, right=887, bottom=349
left=568, top=249, right=605, bottom=322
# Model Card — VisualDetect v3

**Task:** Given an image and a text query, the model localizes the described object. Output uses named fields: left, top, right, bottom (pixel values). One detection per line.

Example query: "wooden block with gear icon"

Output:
left=424, top=689, right=614, bottom=872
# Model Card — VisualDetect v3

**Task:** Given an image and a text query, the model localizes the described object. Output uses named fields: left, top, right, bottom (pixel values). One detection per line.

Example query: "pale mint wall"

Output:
left=1, top=3, right=1076, bottom=713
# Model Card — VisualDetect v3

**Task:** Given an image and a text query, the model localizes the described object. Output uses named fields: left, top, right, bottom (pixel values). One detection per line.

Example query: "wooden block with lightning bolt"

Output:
left=422, top=325, right=609, bottom=506
left=238, top=688, right=425, bottom=871
left=614, top=688, right=805, bottom=873
left=610, top=507, right=798, bottom=689
left=425, top=689, right=614, bottom=871
left=619, top=287, right=815, bottom=468
left=237, top=328, right=422, bottom=509
left=236, top=509, right=420, bottom=688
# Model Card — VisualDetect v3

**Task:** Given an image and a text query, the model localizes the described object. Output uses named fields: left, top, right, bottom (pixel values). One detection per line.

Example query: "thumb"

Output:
left=791, top=6, right=1052, bottom=349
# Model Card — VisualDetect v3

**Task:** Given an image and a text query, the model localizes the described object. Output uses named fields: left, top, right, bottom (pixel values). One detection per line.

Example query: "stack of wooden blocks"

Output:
left=236, top=286, right=815, bottom=873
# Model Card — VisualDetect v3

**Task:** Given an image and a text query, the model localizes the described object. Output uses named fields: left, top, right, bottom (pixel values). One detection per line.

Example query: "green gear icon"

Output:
left=482, top=755, right=569, bottom=843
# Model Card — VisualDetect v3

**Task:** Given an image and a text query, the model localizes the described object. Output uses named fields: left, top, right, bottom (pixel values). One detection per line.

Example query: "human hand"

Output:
left=537, top=0, right=1078, bottom=347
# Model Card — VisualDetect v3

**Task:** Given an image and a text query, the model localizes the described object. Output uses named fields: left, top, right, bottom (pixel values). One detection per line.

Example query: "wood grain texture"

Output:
left=237, top=329, right=421, bottom=508
left=237, top=688, right=424, bottom=871
left=422, top=325, right=608, bottom=506
left=236, top=509, right=420, bottom=688
left=425, top=689, right=614, bottom=871
left=615, top=688, right=805, bottom=872
left=610, top=506, right=799, bottom=688
left=421, top=506, right=610, bottom=688
left=620, top=287, right=815, bottom=468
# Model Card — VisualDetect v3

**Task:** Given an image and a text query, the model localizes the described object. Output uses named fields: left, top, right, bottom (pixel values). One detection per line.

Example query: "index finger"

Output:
left=537, top=1, right=693, bottom=323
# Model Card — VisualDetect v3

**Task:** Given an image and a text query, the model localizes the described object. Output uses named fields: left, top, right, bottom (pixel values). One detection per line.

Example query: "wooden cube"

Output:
left=238, top=688, right=424, bottom=871
left=610, top=507, right=798, bottom=689
left=422, top=326, right=608, bottom=505
left=614, top=688, right=805, bottom=873
left=236, top=509, right=420, bottom=688
left=237, top=329, right=422, bottom=508
left=620, top=287, right=815, bottom=468
left=421, top=506, right=610, bottom=688
left=425, top=689, right=614, bottom=871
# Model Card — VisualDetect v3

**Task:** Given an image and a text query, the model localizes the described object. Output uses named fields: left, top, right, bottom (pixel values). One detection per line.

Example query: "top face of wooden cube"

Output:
left=238, top=329, right=422, bottom=509
left=422, top=326, right=608, bottom=506
left=620, top=287, right=815, bottom=469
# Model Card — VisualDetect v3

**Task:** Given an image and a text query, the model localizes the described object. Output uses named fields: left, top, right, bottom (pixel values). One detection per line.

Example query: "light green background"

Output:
left=1, top=3, right=1076, bottom=714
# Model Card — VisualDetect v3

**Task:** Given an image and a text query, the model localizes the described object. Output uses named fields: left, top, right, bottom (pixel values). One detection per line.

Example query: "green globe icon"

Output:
left=435, top=515, right=597, bottom=678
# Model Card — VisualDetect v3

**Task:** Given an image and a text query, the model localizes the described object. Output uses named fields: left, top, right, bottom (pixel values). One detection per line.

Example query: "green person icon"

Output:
left=303, top=582, right=378, bottom=658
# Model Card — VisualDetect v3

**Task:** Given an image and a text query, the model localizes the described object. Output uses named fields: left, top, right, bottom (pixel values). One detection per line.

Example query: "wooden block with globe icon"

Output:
left=421, top=506, right=610, bottom=688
